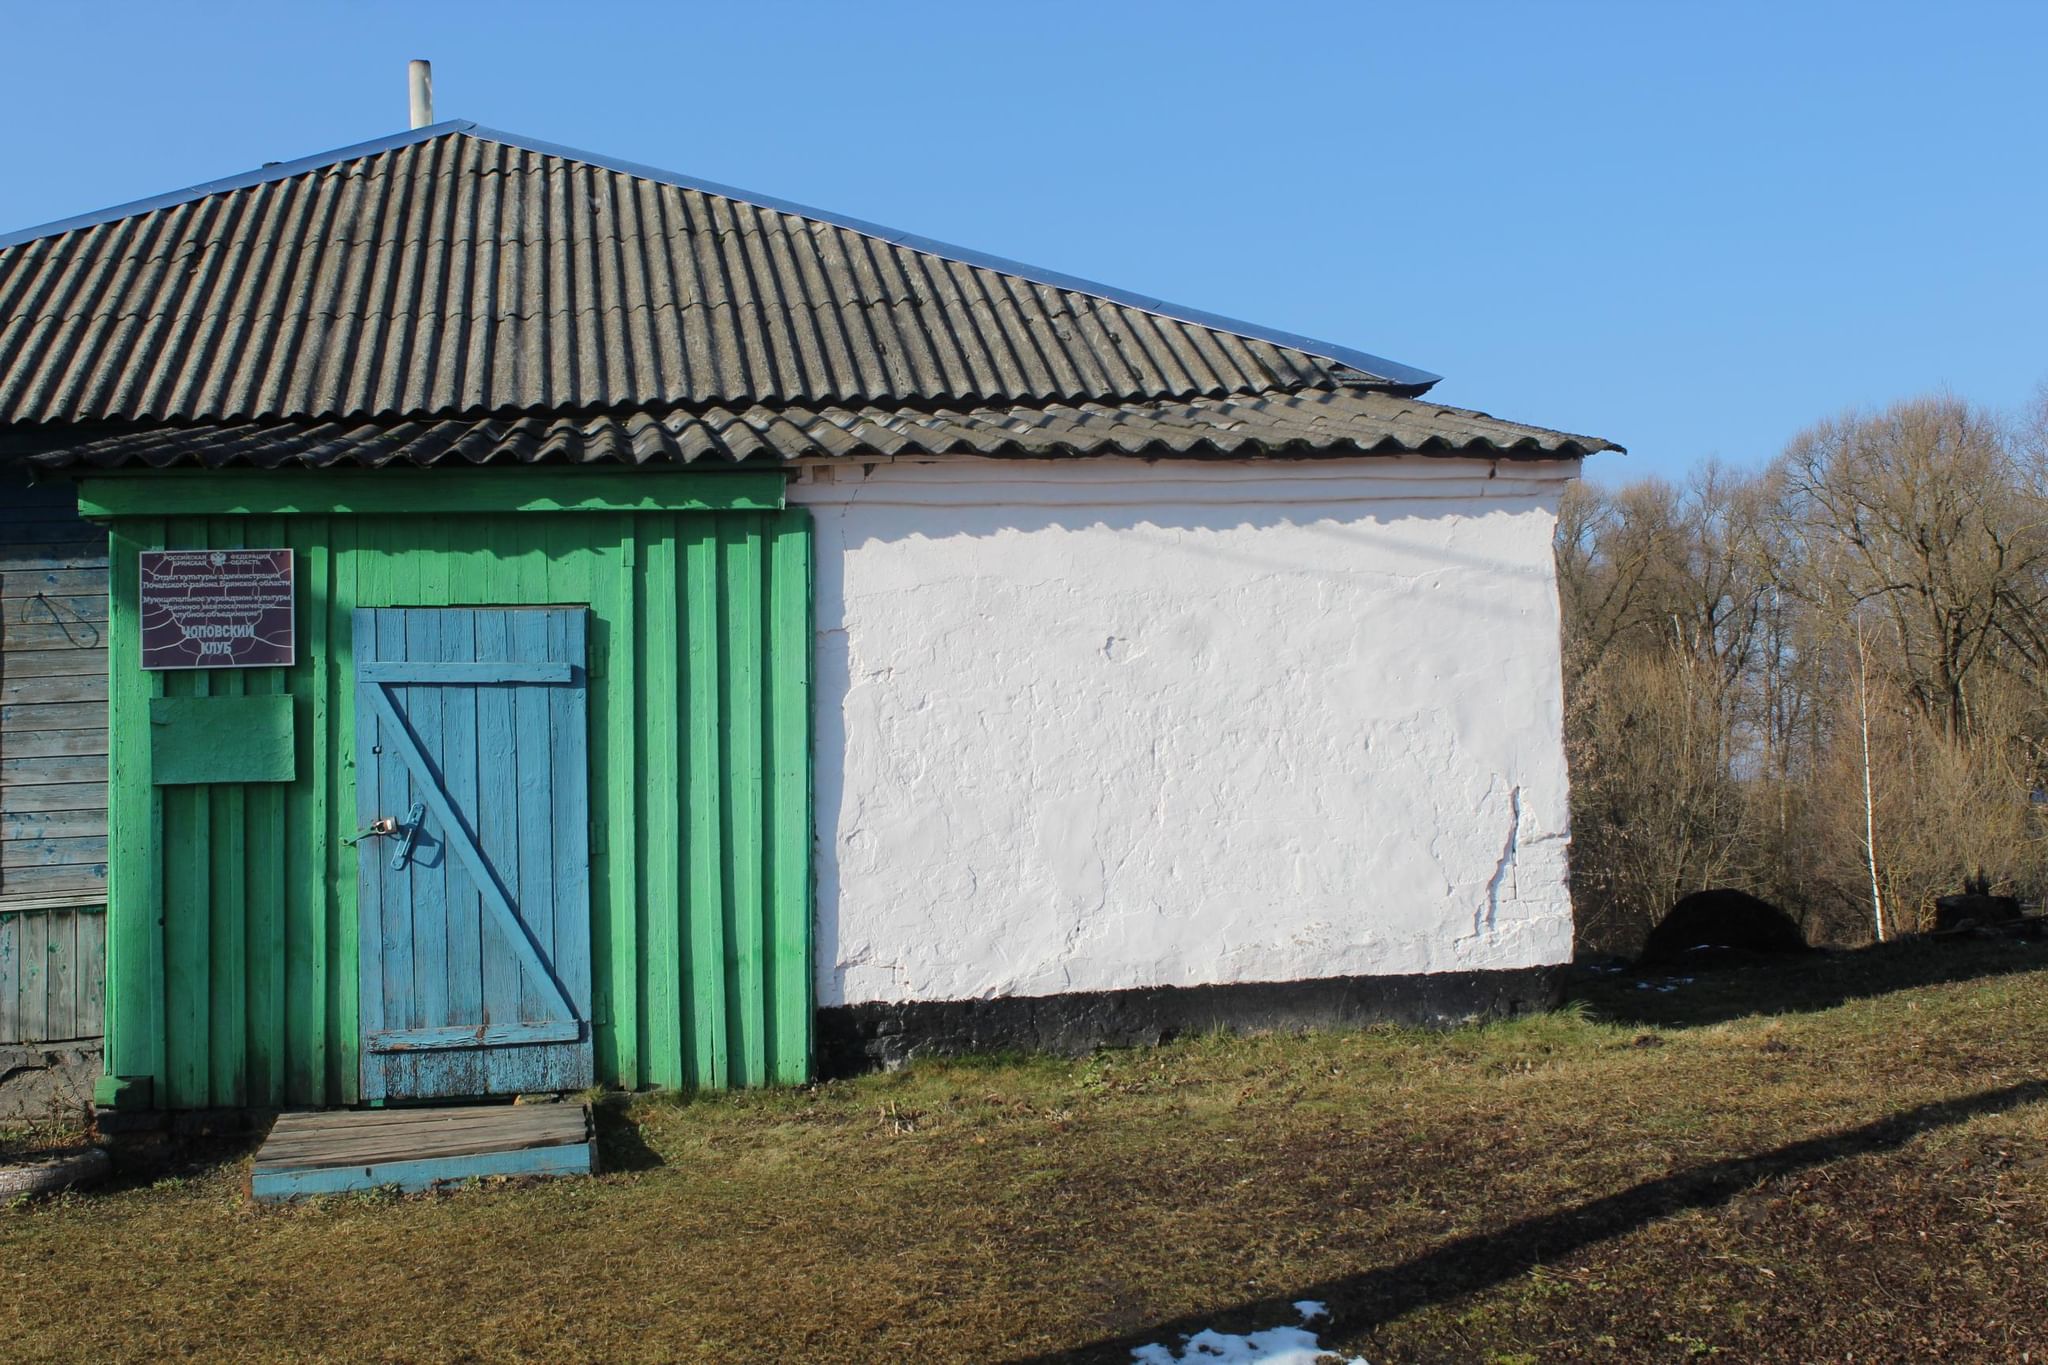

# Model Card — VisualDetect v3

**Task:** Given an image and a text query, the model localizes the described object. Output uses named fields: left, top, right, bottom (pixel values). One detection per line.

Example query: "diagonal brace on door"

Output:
left=363, top=679, right=580, bottom=1041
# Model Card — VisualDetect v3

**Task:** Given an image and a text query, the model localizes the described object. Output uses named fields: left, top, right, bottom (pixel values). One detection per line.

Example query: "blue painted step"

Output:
left=251, top=1102, right=594, bottom=1203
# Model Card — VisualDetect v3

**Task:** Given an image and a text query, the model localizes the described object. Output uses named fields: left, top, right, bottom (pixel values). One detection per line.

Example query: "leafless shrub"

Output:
left=1560, top=391, right=2048, bottom=955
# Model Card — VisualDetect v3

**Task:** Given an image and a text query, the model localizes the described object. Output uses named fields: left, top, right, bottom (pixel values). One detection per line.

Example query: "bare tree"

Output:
left=1559, top=390, right=2048, bottom=955
left=1777, top=397, right=2048, bottom=739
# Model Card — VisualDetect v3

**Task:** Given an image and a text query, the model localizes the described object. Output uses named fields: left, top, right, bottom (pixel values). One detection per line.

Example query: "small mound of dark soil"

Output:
left=1639, top=889, right=1809, bottom=967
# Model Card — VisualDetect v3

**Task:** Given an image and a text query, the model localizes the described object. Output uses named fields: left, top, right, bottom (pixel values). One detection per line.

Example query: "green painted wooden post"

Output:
left=769, top=512, right=814, bottom=1083
left=102, top=522, right=159, bottom=1094
left=89, top=473, right=812, bottom=1108
left=328, top=515, right=356, bottom=1105
left=596, top=515, right=640, bottom=1088
left=285, top=523, right=322, bottom=1102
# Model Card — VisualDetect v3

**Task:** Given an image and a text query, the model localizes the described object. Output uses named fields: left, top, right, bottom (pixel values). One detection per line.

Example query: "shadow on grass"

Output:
left=85, top=1128, right=270, bottom=1196
left=1009, top=1076, right=2048, bottom=1364
left=590, top=1102, right=665, bottom=1173
left=1571, top=933, right=2044, bottom=1030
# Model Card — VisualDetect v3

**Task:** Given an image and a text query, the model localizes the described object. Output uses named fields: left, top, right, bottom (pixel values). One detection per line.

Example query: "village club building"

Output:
left=0, top=121, right=1614, bottom=1115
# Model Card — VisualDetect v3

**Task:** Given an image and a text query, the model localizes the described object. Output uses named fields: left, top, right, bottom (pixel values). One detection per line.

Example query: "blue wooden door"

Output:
left=353, top=607, right=593, bottom=1100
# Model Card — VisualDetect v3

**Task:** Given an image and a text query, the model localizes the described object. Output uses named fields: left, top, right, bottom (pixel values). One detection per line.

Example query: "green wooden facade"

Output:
left=90, top=471, right=812, bottom=1109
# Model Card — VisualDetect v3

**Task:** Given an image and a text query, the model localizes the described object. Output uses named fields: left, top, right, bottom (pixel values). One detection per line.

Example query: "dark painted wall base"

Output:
left=815, top=965, right=1565, bottom=1076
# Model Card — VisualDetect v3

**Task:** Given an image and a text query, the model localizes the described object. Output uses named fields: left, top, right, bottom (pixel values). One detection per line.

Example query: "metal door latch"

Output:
left=388, top=801, right=426, bottom=871
left=342, top=816, right=399, bottom=846
left=344, top=801, right=427, bottom=870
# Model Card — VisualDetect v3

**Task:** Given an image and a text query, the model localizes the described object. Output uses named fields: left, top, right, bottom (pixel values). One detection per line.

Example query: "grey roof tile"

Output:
left=0, top=125, right=1447, bottom=427
left=12, top=388, right=1616, bottom=471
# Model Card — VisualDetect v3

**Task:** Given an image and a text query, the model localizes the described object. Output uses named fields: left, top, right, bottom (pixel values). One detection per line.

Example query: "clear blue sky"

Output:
left=2, top=1, right=2042, bottom=484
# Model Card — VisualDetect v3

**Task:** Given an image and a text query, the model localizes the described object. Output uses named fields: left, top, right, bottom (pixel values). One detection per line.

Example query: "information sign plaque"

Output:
left=138, top=549, right=295, bottom=669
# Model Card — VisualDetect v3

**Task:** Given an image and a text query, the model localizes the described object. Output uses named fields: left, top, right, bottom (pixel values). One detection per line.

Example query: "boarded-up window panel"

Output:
left=0, top=473, right=108, bottom=908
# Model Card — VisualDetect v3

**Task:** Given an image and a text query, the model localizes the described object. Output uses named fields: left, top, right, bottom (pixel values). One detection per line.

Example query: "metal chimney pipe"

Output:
left=408, top=60, right=434, bottom=129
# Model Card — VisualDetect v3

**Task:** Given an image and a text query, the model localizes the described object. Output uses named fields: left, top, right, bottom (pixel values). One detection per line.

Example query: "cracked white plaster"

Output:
left=792, top=456, right=1578, bottom=1007
left=1479, top=783, right=1524, bottom=941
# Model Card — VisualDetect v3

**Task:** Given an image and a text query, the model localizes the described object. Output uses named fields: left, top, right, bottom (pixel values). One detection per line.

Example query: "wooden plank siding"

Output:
left=0, top=904, right=106, bottom=1043
left=0, top=474, right=109, bottom=910
left=99, top=487, right=812, bottom=1108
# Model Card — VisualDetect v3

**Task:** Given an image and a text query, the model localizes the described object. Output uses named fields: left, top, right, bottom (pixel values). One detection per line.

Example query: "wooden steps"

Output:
left=251, top=1102, right=595, bottom=1203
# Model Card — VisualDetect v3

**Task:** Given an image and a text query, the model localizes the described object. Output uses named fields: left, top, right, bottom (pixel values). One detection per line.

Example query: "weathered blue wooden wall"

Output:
left=0, top=904, right=105, bottom=1043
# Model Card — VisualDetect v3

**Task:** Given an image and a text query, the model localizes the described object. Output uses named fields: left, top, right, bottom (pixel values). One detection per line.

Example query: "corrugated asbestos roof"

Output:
left=0, top=120, right=1618, bottom=466
left=0, top=122, right=1434, bottom=427
left=12, top=389, right=1607, bottom=471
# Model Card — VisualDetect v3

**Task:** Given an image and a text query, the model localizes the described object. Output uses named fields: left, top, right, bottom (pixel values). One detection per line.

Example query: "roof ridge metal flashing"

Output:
left=0, top=120, right=1440, bottom=393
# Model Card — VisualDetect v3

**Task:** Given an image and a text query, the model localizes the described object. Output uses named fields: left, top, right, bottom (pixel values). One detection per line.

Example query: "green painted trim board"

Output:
left=79, top=470, right=787, bottom=519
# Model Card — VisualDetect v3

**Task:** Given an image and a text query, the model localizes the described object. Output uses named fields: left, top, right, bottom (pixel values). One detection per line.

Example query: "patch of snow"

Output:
left=1636, top=975, right=1694, bottom=993
left=1131, top=1302, right=1366, bottom=1365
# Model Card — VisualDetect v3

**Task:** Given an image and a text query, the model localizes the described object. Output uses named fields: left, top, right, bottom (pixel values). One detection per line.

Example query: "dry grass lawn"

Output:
left=5, top=938, right=2046, bottom=1362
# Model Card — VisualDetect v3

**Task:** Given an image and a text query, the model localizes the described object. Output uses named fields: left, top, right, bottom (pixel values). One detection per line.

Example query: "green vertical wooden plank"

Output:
left=147, top=652, right=168, bottom=1089
left=560, top=519, right=610, bottom=1073
left=242, top=714, right=278, bottom=1105
left=283, top=525, right=321, bottom=1103
left=416, top=515, right=448, bottom=605
left=352, top=516, right=386, bottom=606
left=213, top=762, right=246, bottom=1103
left=330, top=517, right=358, bottom=1103
left=164, top=731, right=208, bottom=1101
left=104, top=521, right=164, bottom=1087
left=682, top=522, right=729, bottom=1088
left=767, top=510, right=814, bottom=1084
left=481, top=518, right=515, bottom=604
left=210, top=523, right=248, bottom=1106
left=604, top=516, right=640, bottom=1088
left=162, top=520, right=211, bottom=1107
left=722, top=516, right=767, bottom=1088
left=640, top=518, right=684, bottom=1088
left=239, top=518, right=287, bottom=1105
